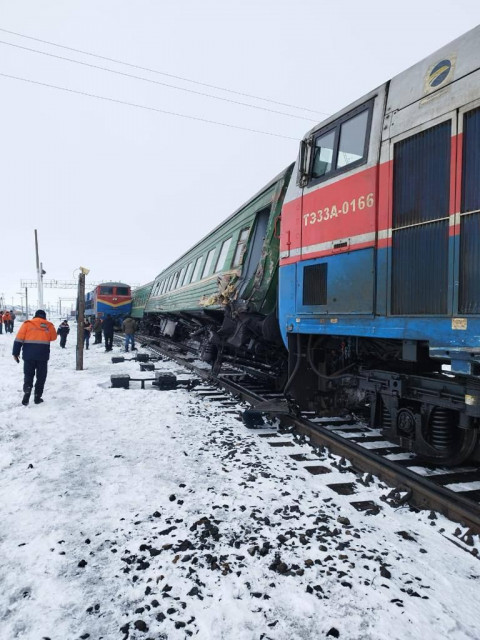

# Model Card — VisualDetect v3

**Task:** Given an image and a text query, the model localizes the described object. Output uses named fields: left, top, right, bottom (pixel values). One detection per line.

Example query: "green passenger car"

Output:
left=142, top=164, right=294, bottom=365
left=131, top=282, right=154, bottom=319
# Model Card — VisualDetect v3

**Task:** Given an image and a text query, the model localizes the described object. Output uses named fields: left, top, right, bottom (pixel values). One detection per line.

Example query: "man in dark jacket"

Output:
left=93, top=317, right=103, bottom=344
left=122, top=316, right=136, bottom=352
left=57, top=320, right=70, bottom=348
left=103, top=314, right=115, bottom=352
left=13, top=309, right=57, bottom=405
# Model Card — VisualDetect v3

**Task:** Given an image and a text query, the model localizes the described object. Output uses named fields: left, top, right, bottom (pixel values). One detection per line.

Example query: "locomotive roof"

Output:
left=96, top=282, right=130, bottom=287
left=304, top=24, right=480, bottom=140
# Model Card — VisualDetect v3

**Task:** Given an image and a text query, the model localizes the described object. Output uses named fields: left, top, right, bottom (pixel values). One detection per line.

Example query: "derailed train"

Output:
left=133, top=26, right=480, bottom=465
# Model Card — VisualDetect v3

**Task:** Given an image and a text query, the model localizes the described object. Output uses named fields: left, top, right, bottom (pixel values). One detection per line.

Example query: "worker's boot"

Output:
left=34, top=395, right=44, bottom=404
left=22, top=385, right=32, bottom=406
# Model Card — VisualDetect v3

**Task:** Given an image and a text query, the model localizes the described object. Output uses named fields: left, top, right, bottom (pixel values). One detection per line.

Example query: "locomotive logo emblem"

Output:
left=424, top=57, right=455, bottom=94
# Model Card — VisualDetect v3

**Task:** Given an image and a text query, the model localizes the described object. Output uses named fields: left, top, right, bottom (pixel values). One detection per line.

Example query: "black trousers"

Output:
left=24, top=359, right=48, bottom=397
left=94, top=331, right=102, bottom=344
left=104, top=332, right=113, bottom=351
left=60, top=334, right=67, bottom=347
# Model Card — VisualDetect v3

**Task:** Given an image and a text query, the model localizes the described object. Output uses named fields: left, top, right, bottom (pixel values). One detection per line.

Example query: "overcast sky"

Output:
left=1, top=0, right=479, bottom=311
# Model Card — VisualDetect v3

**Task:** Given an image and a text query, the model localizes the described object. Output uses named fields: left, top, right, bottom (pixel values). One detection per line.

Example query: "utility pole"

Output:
left=76, top=267, right=89, bottom=371
left=34, top=229, right=44, bottom=309
left=25, top=287, right=29, bottom=319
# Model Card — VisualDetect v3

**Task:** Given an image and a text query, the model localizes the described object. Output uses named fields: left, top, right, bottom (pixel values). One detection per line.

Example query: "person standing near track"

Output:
left=83, top=318, right=92, bottom=350
left=3, top=310, right=12, bottom=333
left=0, top=311, right=3, bottom=334
left=93, top=316, right=103, bottom=344
left=103, top=313, right=115, bottom=352
left=57, top=319, right=70, bottom=348
left=10, top=310, right=16, bottom=332
left=12, top=309, right=57, bottom=405
left=122, top=316, right=136, bottom=352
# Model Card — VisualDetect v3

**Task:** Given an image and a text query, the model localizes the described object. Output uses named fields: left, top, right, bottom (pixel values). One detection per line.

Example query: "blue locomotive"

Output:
left=85, top=282, right=132, bottom=326
left=278, top=26, right=480, bottom=465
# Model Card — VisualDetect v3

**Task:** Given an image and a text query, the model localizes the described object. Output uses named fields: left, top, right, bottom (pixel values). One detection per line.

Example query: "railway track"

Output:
left=117, top=333, right=480, bottom=541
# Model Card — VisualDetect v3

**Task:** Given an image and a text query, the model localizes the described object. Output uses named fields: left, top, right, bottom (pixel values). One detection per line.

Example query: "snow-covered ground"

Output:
left=0, top=329, right=479, bottom=640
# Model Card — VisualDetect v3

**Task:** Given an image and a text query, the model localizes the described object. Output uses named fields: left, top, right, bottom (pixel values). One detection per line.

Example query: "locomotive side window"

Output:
left=312, top=130, right=335, bottom=178
left=232, top=228, right=250, bottom=267
left=215, top=238, right=232, bottom=272
left=202, top=249, right=216, bottom=278
left=191, top=256, right=203, bottom=282
left=99, top=286, right=113, bottom=295
left=116, top=287, right=129, bottom=296
left=337, top=110, right=369, bottom=168
left=308, top=101, right=372, bottom=185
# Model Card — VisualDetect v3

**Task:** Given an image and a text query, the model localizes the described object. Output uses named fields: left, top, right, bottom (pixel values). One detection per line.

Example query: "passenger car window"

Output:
left=232, top=229, right=250, bottom=267
left=184, top=262, right=194, bottom=285
left=215, top=238, right=232, bottom=272
left=202, top=249, right=216, bottom=278
left=178, top=266, right=187, bottom=288
left=337, top=110, right=369, bottom=168
left=170, top=273, right=179, bottom=291
left=312, top=130, right=335, bottom=178
left=191, top=256, right=203, bottom=282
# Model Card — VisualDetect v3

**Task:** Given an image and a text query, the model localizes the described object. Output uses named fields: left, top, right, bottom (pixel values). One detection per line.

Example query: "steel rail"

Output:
left=134, top=334, right=480, bottom=535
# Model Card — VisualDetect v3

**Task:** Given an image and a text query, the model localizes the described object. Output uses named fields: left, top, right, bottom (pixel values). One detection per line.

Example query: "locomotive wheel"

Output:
left=420, top=425, right=478, bottom=467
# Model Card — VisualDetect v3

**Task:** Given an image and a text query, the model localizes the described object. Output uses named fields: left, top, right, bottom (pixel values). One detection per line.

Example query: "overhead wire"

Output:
left=0, top=39, right=318, bottom=122
left=0, top=26, right=329, bottom=117
left=0, top=72, right=300, bottom=140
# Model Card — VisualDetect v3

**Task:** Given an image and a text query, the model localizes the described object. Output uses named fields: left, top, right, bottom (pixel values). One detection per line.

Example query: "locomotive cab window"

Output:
left=116, top=287, right=129, bottom=296
left=312, top=130, right=335, bottom=178
left=309, top=101, right=372, bottom=185
left=99, top=286, right=113, bottom=295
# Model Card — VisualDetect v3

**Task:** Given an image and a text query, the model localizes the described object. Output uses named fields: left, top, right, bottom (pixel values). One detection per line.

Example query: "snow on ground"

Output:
left=0, top=329, right=479, bottom=640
